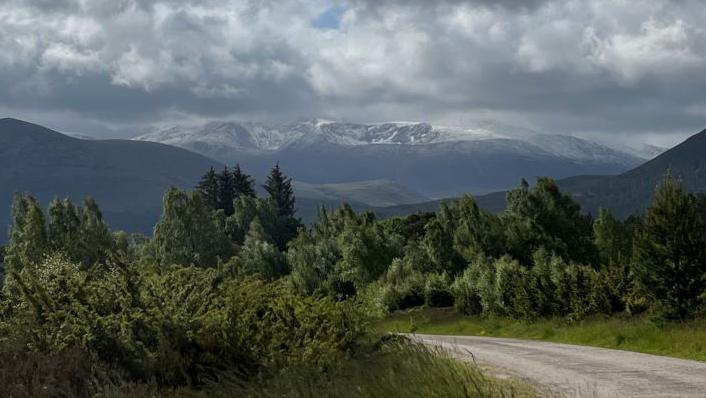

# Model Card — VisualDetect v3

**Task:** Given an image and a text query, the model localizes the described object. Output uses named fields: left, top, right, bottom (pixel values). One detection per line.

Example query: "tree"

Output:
left=231, top=164, right=256, bottom=199
left=76, top=197, right=114, bottom=268
left=503, top=178, right=596, bottom=266
left=632, top=174, right=706, bottom=319
left=217, top=166, right=235, bottom=216
left=236, top=218, right=287, bottom=280
left=263, top=162, right=300, bottom=250
left=197, top=167, right=219, bottom=210
left=264, top=162, right=295, bottom=217
left=4, top=194, right=47, bottom=277
left=593, top=208, right=629, bottom=266
left=452, top=195, right=505, bottom=263
left=152, top=188, right=231, bottom=267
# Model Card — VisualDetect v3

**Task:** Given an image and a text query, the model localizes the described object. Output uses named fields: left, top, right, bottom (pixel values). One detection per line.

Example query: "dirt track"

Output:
left=411, top=334, right=706, bottom=397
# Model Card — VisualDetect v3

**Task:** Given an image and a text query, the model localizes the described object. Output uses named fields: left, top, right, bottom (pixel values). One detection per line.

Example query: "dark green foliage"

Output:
left=424, top=272, right=454, bottom=308
left=152, top=188, right=231, bottom=267
left=197, top=166, right=219, bottom=210
left=264, top=162, right=295, bottom=217
left=451, top=259, right=484, bottom=315
left=4, top=194, right=47, bottom=277
left=232, top=219, right=288, bottom=280
left=217, top=166, right=235, bottom=216
left=378, top=258, right=425, bottom=311
left=633, top=175, right=706, bottom=319
left=503, top=178, right=596, bottom=266
left=593, top=208, right=633, bottom=266
left=261, top=163, right=301, bottom=250
left=231, top=164, right=256, bottom=199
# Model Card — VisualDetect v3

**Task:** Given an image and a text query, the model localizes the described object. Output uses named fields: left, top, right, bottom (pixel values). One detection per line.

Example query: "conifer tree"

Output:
left=633, top=174, right=706, bottom=319
left=231, top=163, right=256, bottom=199
left=264, top=162, right=295, bottom=217
left=217, top=166, right=235, bottom=216
left=263, top=162, right=301, bottom=250
left=77, top=197, right=114, bottom=267
left=593, top=208, right=628, bottom=265
left=4, top=194, right=47, bottom=277
left=197, top=167, right=219, bottom=210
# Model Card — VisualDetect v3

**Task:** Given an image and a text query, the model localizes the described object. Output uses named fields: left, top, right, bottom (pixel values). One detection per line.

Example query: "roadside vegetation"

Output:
left=0, top=164, right=532, bottom=397
left=379, top=308, right=706, bottom=361
left=1, top=162, right=704, bottom=395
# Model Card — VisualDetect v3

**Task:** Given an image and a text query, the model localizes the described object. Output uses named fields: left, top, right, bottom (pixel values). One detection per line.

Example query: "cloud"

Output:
left=0, top=0, right=705, bottom=143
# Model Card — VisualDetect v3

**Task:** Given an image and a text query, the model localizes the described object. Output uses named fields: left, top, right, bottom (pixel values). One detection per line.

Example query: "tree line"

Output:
left=1, top=164, right=705, bottom=394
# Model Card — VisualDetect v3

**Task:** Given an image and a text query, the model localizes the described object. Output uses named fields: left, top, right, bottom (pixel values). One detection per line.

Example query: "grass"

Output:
left=224, top=339, right=539, bottom=398
left=2, top=339, right=538, bottom=398
left=377, top=307, right=706, bottom=362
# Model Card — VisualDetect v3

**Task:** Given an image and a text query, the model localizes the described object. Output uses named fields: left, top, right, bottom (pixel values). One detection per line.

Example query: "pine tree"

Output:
left=4, top=194, right=47, bottom=277
left=593, top=208, right=628, bottom=265
left=77, top=197, right=114, bottom=268
left=263, top=162, right=295, bottom=217
left=217, top=167, right=235, bottom=216
left=231, top=164, right=256, bottom=199
left=633, top=174, right=706, bottom=319
left=197, top=167, right=219, bottom=210
left=263, top=162, right=301, bottom=250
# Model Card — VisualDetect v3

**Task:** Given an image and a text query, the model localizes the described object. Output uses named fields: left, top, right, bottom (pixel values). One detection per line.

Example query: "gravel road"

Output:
left=411, top=334, right=706, bottom=397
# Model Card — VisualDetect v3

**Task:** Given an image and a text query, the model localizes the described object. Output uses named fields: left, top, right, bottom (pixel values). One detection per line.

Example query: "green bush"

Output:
left=451, top=261, right=483, bottom=315
left=424, top=272, right=454, bottom=308
left=378, top=258, right=425, bottom=311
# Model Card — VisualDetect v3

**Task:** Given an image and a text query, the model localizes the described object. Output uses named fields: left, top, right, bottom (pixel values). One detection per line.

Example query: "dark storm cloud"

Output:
left=0, top=0, right=705, bottom=143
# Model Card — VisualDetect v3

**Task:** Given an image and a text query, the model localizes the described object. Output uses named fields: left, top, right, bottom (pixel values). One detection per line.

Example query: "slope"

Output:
left=0, top=118, right=222, bottom=240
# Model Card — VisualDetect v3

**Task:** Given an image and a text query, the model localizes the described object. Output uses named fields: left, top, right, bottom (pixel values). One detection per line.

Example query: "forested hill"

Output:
left=384, top=127, right=706, bottom=219
left=0, top=118, right=222, bottom=240
left=556, top=127, right=706, bottom=217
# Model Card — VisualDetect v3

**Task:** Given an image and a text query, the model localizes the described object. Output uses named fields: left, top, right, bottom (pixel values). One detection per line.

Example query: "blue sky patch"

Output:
left=312, top=4, right=348, bottom=30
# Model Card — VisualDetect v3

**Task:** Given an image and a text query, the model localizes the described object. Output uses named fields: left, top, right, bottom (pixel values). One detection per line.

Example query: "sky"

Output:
left=1, top=0, right=705, bottom=145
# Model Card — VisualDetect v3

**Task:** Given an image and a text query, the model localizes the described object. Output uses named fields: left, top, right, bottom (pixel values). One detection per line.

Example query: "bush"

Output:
left=378, top=258, right=425, bottom=311
left=451, top=262, right=483, bottom=315
left=493, top=256, right=534, bottom=319
left=200, top=278, right=366, bottom=372
left=0, top=254, right=368, bottom=390
left=424, top=272, right=454, bottom=308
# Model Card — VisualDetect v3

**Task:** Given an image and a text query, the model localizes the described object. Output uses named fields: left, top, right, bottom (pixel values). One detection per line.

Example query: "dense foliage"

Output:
left=1, top=162, right=705, bottom=395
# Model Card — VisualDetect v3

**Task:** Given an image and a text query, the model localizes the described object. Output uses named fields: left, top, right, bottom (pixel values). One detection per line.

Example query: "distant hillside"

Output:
left=0, top=118, right=222, bottom=240
left=380, top=127, right=706, bottom=219
left=0, top=119, right=438, bottom=236
left=135, top=119, right=645, bottom=198
left=556, top=127, right=706, bottom=217
left=294, top=179, right=429, bottom=207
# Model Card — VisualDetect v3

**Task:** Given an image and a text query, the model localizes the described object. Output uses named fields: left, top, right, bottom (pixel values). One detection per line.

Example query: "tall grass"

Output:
left=226, top=339, right=535, bottom=398
left=1, top=339, right=537, bottom=398
left=378, top=307, right=706, bottom=361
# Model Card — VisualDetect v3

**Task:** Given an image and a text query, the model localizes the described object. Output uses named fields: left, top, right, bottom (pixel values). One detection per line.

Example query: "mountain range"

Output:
left=0, top=117, right=693, bottom=242
left=135, top=119, right=653, bottom=197
left=380, top=126, right=706, bottom=219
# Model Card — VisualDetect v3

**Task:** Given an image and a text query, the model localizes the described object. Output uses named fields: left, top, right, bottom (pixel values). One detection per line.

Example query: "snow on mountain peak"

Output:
left=133, top=119, right=643, bottom=167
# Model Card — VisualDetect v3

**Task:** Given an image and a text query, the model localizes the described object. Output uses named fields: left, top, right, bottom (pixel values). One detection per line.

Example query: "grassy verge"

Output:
left=376, top=307, right=706, bottom=362
left=105, top=340, right=538, bottom=398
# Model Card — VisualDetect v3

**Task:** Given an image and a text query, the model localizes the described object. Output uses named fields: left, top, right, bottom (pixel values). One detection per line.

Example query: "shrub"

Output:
left=493, top=256, right=534, bottom=319
left=424, top=272, right=454, bottom=308
left=451, top=262, right=483, bottom=315
left=378, top=258, right=425, bottom=311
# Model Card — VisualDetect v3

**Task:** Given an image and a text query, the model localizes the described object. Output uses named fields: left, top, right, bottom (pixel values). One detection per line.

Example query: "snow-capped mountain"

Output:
left=134, top=119, right=647, bottom=198
left=135, top=118, right=641, bottom=164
